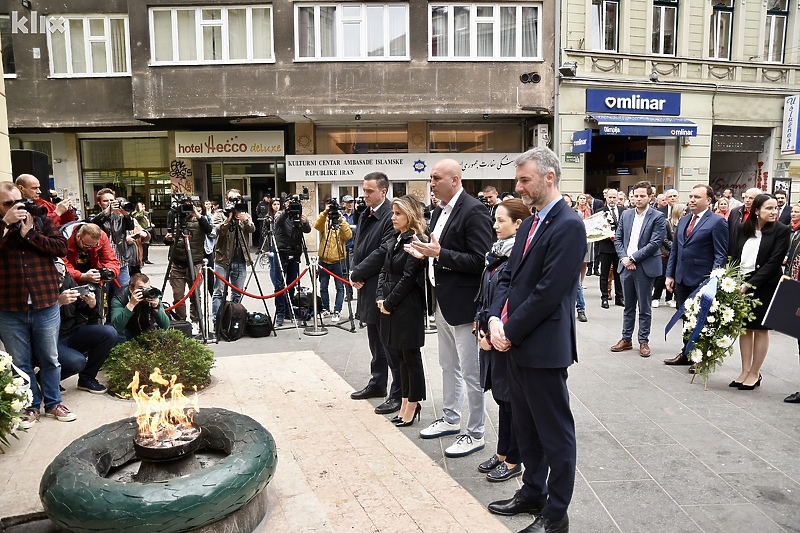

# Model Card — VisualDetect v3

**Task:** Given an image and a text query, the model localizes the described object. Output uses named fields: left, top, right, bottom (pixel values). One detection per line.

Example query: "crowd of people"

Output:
left=2, top=154, right=800, bottom=532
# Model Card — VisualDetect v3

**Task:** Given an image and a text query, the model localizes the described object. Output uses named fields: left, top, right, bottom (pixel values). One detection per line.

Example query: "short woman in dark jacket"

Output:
left=474, top=199, right=531, bottom=481
left=376, top=195, right=428, bottom=426
left=729, top=194, right=791, bottom=390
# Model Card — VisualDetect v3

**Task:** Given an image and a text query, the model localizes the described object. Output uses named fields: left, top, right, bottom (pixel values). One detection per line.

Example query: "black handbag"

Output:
left=246, top=312, right=273, bottom=338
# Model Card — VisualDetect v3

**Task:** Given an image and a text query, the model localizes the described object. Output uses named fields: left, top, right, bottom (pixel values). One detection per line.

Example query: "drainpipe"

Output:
left=552, top=0, right=562, bottom=156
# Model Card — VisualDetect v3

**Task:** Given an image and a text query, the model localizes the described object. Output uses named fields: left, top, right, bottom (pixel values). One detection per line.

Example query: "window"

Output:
left=709, top=0, right=733, bottom=59
left=652, top=0, right=677, bottom=56
left=0, top=15, right=16, bottom=75
left=150, top=6, right=274, bottom=64
left=591, top=0, right=619, bottom=52
left=48, top=15, right=130, bottom=77
left=428, top=124, right=521, bottom=152
left=295, top=3, right=408, bottom=60
left=430, top=4, right=541, bottom=60
left=315, top=126, right=408, bottom=154
left=763, top=0, right=787, bottom=63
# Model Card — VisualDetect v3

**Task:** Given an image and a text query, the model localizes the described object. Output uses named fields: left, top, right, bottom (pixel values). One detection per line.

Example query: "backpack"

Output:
left=246, top=312, right=273, bottom=338
left=216, top=301, right=248, bottom=341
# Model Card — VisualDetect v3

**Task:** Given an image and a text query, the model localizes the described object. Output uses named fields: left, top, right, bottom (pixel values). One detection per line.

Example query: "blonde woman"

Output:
left=376, top=196, right=428, bottom=426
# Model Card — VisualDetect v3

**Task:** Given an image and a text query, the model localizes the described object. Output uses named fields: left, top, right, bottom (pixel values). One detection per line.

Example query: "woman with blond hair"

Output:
left=376, top=195, right=428, bottom=426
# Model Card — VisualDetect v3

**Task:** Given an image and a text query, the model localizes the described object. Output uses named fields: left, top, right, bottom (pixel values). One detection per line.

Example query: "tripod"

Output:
left=254, top=216, right=271, bottom=269
left=161, top=221, right=209, bottom=343
left=226, top=214, right=276, bottom=336
left=318, top=213, right=356, bottom=333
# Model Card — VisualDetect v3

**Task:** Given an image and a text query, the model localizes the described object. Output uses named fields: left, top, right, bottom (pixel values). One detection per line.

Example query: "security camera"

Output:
left=649, top=72, right=659, bottom=82
left=519, top=72, right=541, bottom=84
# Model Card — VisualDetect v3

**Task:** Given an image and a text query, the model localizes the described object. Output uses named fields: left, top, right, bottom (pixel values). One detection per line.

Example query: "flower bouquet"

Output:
left=0, top=350, right=32, bottom=449
left=666, top=262, right=760, bottom=389
left=583, top=212, right=615, bottom=242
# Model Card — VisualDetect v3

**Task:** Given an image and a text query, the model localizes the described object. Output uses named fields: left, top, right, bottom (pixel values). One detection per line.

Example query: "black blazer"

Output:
left=778, top=204, right=792, bottom=226
left=730, top=223, right=792, bottom=295
left=727, top=205, right=746, bottom=246
left=376, top=231, right=425, bottom=350
left=596, top=205, right=625, bottom=254
left=350, top=199, right=394, bottom=325
left=429, top=191, right=494, bottom=325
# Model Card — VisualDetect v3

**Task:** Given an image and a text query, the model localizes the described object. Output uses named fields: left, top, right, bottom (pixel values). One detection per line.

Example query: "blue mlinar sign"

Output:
left=586, top=89, right=681, bottom=116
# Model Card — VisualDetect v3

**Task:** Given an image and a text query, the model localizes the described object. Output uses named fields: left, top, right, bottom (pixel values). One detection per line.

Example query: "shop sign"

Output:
left=587, top=89, right=681, bottom=116
left=564, top=152, right=581, bottom=163
left=782, top=95, right=800, bottom=155
left=571, top=130, right=592, bottom=153
left=286, top=153, right=521, bottom=182
left=599, top=124, right=697, bottom=137
left=175, top=131, right=284, bottom=158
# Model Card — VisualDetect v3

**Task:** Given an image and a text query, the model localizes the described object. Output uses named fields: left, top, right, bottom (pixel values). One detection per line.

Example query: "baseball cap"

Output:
left=342, top=195, right=354, bottom=202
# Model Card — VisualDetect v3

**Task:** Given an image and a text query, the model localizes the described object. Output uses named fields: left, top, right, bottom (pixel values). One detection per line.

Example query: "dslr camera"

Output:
left=98, top=267, right=115, bottom=281
left=114, top=198, right=136, bottom=213
left=137, top=287, right=162, bottom=300
left=19, top=198, right=48, bottom=218
left=224, top=194, right=251, bottom=215
left=73, top=284, right=94, bottom=297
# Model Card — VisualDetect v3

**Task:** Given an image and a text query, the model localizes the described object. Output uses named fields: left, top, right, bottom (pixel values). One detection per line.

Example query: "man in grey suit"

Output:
left=610, top=181, right=667, bottom=358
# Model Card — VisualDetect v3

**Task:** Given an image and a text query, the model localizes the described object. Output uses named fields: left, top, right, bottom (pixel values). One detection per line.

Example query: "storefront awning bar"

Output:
left=588, top=114, right=698, bottom=137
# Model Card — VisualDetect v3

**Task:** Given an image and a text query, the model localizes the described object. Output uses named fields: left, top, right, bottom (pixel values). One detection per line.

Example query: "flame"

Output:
left=128, top=368, right=199, bottom=442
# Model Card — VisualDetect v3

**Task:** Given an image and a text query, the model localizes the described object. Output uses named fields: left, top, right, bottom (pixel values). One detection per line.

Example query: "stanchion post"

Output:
left=423, top=263, right=436, bottom=334
left=304, top=257, right=327, bottom=337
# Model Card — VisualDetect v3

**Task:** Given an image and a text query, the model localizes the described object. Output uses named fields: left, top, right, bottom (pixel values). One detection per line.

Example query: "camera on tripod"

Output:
left=171, top=194, right=201, bottom=213
left=326, top=197, right=342, bottom=224
left=354, top=196, right=368, bottom=215
left=224, top=195, right=251, bottom=215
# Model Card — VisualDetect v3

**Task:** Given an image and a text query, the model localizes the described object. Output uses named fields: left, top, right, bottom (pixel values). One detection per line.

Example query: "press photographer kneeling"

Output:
left=110, top=273, right=170, bottom=341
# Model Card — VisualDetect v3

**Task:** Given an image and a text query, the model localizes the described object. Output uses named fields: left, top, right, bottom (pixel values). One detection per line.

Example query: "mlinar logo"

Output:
left=605, top=94, right=667, bottom=111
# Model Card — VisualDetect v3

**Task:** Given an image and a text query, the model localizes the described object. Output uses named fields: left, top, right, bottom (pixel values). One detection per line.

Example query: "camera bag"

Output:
left=216, top=300, right=248, bottom=342
left=246, top=312, right=273, bottom=338
left=170, top=319, right=193, bottom=337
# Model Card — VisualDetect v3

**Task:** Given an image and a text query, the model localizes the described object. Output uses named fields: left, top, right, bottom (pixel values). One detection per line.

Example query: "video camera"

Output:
left=224, top=195, right=251, bottom=215
left=478, top=195, right=490, bottom=208
left=171, top=194, right=201, bottom=212
left=354, top=196, right=368, bottom=215
left=326, top=197, right=342, bottom=224
left=283, top=187, right=309, bottom=223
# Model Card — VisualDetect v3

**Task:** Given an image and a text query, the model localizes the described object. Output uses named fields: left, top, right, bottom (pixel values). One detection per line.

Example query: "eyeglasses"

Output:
left=77, top=235, right=100, bottom=249
left=1, top=200, right=20, bottom=208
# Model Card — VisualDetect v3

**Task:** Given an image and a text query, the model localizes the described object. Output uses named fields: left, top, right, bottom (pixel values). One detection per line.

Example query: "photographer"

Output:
left=211, top=189, right=255, bottom=321
left=53, top=258, right=117, bottom=394
left=90, top=188, right=135, bottom=297
left=273, top=195, right=311, bottom=326
left=63, top=223, right=121, bottom=287
left=16, top=174, right=76, bottom=227
left=315, top=199, right=353, bottom=322
left=164, top=197, right=212, bottom=328
left=0, top=181, right=75, bottom=427
left=110, top=273, right=170, bottom=341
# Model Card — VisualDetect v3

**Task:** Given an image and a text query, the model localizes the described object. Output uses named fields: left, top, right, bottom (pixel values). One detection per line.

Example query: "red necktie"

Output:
left=501, top=215, right=540, bottom=323
left=685, top=214, right=698, bottom=236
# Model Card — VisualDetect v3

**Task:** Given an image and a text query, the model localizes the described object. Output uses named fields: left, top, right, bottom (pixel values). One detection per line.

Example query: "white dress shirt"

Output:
left=428, top=187, right=464, bottom=286
left=626, top=207, right=648, bottom=258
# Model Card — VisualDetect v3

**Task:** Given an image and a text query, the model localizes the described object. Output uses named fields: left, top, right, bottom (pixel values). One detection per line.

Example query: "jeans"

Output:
left=0, top=305, right=62, bottom=411
left=318, top=260, right=345, bottom=313
left=212, top=261, right=247, bottom=319
left=57, top=324, right=118, bottom=383
left=114, top=264, right=130, bottom=301
left=274, top=252, right=300, bottom=320
left=575, top=283, right=585, bottom=312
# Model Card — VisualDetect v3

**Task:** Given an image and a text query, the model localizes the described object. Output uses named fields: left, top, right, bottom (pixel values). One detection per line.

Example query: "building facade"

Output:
left=557, top=0, right=800, bottom=200
left=2, top=0, right=557, bottom=232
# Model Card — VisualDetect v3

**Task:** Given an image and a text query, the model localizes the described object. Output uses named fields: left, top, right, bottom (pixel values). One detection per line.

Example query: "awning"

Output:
left=589, top=114, right=697, bottom=137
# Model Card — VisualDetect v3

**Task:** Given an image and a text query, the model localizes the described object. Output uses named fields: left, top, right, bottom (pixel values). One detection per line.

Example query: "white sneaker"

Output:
left=419, top=417, right=460, bottom=439
left=191, top=322, right=200, bottom=335
left=668, top=300, right=677, bottom=308
left=320, top=310, right=330, bottom=319
left=444, top=434, right=485, bottom=458
left=652, top=299, right=659, bottom=308
left=331, top=312, right=340, bottom=323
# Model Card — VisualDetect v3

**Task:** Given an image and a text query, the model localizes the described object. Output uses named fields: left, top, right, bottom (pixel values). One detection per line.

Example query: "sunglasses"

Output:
left=2, top=200, right=20, bottom=208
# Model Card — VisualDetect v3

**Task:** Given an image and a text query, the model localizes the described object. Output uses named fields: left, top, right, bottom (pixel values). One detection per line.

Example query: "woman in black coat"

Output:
left=376, top=196, right=427, bottom=426
left=729, top=194, right=791, bottom=390
left=474, top=199, right=531, bottom=482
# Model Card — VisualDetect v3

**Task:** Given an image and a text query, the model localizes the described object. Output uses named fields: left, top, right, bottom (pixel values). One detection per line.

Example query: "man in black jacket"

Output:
left=596, top=189, right=625, bottom=308
left=272, top=197, right=312, bottom=325
left=349, top=172, right=402, bottom=415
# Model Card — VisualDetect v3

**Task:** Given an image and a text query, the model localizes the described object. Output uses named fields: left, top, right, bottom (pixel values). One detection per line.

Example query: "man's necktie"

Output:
left=501, top=215, right=540, bottom=323
left=686, top=214, right=698, bottom=236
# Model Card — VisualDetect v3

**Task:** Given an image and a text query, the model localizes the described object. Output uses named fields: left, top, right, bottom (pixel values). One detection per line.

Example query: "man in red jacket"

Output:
left=62, top=223, right=121, bottom=285
left=15, top=174, right=76, bottom=227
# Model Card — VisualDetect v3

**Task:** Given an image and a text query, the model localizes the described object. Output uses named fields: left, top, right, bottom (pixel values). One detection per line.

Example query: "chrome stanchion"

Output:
left=304, top=257, right=327, bottom=337
left=203, top=260, right=217, bottom=344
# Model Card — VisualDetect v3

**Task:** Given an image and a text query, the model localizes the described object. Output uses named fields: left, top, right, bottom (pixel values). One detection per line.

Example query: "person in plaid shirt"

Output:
left=0, top=181, right=76, bottom=428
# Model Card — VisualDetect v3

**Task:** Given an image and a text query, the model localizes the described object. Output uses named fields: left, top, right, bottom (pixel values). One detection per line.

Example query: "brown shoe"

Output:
left=688, top=364, right=696, bottom=374
left=610, top=339, right=633, bottom=352
left=639, top=343, right=651, bottom=357
left=663, top=353, right=690, bottom=365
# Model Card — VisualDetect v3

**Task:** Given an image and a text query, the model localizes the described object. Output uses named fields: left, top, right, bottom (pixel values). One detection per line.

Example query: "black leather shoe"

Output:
left=784, top=392, right=800, bottom=403
left=478, top=454, right=503, bottom=473
left=615, top=298, right=624, bottom=307
left=601, top=298, right=609, bottom=309
left=577, top=311, right=587, bottom=322
left=519, top=514, right=569, bottom=533
left=374, top=398, right=401, bottom=414
left=350, top=386, right=387, bottom=400
left=488, top=490, right=545, bottom=516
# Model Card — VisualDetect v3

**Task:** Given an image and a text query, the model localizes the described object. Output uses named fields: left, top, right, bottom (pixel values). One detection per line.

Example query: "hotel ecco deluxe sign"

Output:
left=175, top=131, right=285, bottom=158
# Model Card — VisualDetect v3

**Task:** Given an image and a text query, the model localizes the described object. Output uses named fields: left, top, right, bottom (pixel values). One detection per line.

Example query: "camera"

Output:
left=137, top=287, right=162, bottom=299
left=19, top=198, right=48, bottom=218
left=98, top=267, right=115, bottom=281
left=326, top=198, right=341, bottom=224
left=478, top=195, right=490, bottom=208
left=225, top=195, right=251, bottom=215
left=354, top=196, right=368, bottom=215
left=114, top=198, right=136, bottom=213
left=74, top=284, right=93, bottom=297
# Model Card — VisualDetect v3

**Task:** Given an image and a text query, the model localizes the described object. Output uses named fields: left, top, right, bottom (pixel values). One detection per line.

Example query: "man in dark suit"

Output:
left=596, top=189, right=625, bottom=308
left=349, top=172, right=402, bottom=415
left=658, top=188, right=680, bottom=220
left=408, top=158, right=493, bottom=458
left=775, top=190, right=792, bottom=225
left=485, top=148, right=584, bottom=533
left=663, top=184, right=729, bottom=366
left=610, top=181, right=667, bottom=358
left=727, top=187, right=761, bottom=245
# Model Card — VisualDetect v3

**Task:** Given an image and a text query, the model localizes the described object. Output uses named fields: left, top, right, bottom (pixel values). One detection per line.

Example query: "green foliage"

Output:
left=104, top=330, right=215, bottom=397
left=0, top=351, right=32, bottom=447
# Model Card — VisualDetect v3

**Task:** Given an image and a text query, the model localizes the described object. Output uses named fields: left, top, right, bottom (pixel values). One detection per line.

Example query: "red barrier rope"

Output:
left=164, top=273, right=203, bottom=312
left=318, top=265, right=353, bottom=286
left=209, top=268, right=309, bottom=300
